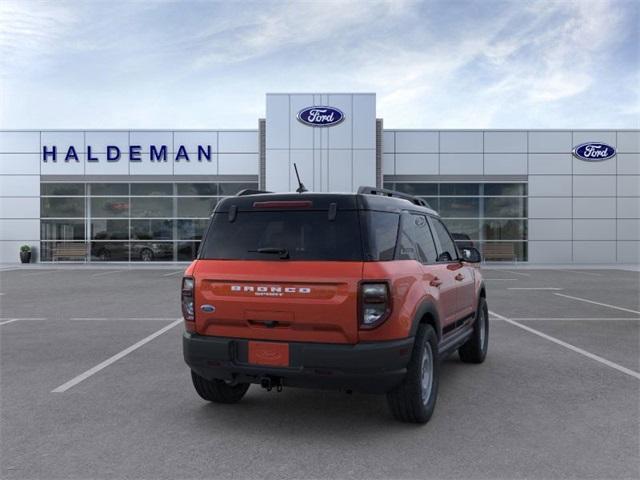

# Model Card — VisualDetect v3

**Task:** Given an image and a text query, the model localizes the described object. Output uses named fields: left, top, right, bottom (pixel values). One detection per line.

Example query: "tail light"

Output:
left=359, top=282, right=391, bottom=329
left=182, top=277, right=195, bottom=331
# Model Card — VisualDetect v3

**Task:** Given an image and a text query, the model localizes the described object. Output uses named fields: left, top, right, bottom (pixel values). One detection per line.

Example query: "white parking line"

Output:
left=501, top=270, right=531, bottom=277
left=489, top=310, right=640, bottom=380
left=553, top=293, right=640, bottom=315
left=507, top=317, right=640, bottom=321
left=70, top=317, right=178, bottom=321
left=559, top=270, right=603, bottom=277
left=484, top=278, right=519, bottom=281
left=51, top=318, right=182, bottom=393
left=162, top=270, right=184, bottom=277
left=508, top=287, right=563, bottom=290
left=22, top=270, right=57, bottom=277
left=0, top=318, right=47, bottom=325
left=0, top=319, right=19, bottom=326
left=90, top=270, right=123, bottom=278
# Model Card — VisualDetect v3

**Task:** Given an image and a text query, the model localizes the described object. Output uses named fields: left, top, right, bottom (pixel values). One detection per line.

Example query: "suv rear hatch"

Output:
left=194, top=196, right=363, bottom=344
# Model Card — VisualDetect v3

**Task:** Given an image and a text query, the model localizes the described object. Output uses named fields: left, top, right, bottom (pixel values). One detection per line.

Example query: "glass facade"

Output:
left=384, top=182, right=528, bottom=261
left=40, top=182, right=258, bottom=262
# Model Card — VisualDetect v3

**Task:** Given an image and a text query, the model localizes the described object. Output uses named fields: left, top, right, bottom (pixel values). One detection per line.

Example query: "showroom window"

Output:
left=40, top=181, right=258, bottom=262
left=384, top=182, right=528, bottom=261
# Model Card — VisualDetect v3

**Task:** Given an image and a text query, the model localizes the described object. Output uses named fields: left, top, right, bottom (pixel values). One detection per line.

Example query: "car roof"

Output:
left=215, top=192, right=440, bottom=216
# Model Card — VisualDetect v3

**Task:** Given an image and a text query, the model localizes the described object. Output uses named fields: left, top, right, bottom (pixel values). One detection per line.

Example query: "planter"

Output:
left=20, top=251, right=32, bottom=264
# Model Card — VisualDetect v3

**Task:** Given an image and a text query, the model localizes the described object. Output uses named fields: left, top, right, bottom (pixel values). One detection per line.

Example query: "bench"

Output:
left=483, top=243, right=515, bottom=261
left=52, top=243, right=87, bottom=261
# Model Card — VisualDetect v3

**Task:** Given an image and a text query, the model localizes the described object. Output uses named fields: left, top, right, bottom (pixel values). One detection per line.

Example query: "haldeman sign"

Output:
left=42, top=145, right=214, bottom=163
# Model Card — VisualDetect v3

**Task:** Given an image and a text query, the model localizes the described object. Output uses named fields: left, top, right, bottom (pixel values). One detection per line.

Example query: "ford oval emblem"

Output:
left=297, top=106, right=345, bottom=127
left=200, top=304, right=215, bottom=313
left=572, top=142, right=616, bottom=162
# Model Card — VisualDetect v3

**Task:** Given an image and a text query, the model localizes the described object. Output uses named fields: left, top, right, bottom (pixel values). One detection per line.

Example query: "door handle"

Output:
left=455, top=273, right=465, bottom=281
left=430, top=277, right=442, bottom=287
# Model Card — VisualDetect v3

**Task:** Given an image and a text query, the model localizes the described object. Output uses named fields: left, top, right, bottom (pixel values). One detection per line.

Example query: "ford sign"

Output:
left=572, top=142, right=616, bottom=162
left=297, top=106, right=345, bottom=127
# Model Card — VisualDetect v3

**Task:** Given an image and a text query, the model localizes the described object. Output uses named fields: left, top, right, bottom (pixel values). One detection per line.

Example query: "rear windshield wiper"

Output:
left=248, top=247, right=290, bottom=259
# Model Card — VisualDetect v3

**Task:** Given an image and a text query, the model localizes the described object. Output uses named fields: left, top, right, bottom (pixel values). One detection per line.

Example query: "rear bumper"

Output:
left=183, top=333, right=414, bottom=394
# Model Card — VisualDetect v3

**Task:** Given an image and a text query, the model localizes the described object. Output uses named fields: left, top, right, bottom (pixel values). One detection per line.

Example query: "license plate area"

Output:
left=248, top=341, right=290, bottom=367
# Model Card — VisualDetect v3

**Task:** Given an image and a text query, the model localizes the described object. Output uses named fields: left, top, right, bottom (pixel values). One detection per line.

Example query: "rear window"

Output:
left=200, top=210, right=363, bottom=261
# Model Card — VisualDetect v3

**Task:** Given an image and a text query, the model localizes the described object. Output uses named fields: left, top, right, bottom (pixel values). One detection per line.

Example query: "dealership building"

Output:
left=0, top=93, right=638, bottom=264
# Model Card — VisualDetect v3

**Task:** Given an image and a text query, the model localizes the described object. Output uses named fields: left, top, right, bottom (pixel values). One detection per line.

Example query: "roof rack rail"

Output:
left=357, top=186, right=432, bottom=209
left=236, top=189, right=272, bottom=196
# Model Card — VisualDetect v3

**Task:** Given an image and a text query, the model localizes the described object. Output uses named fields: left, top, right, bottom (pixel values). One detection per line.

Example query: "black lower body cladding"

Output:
left=183, top=333, right=414, bottom=394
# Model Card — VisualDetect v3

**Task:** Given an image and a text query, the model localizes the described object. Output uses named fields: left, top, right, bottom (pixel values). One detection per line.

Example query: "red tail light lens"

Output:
left=359, top=282, right=391, bottom=329
left=181, top=277, right=195, bottom=326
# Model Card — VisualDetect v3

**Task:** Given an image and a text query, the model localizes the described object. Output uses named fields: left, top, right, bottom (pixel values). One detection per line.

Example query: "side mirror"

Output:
left=461, top=247, right=481, bottom=263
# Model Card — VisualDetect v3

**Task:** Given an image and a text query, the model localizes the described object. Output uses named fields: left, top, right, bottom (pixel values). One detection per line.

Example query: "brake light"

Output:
left=359, top=282, right=391, bottom=329
left=253, top=200, right=312, bottom=209
left=182, top=277, right=195, bottom=331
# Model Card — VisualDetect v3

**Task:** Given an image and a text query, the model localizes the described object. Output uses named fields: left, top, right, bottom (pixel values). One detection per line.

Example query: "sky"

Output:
left=0, top=0, right=638, bottom=129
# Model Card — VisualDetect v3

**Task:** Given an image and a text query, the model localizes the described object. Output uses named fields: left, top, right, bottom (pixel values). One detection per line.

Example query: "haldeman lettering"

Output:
left=41, top=144, right=216, bottom=163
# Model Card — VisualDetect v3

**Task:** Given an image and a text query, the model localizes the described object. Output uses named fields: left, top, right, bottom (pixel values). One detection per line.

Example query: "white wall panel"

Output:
left=0, top=219, right=39, bottom=240
left=383, top=153, right=394, bottom=174
left=41, top=131, right=84, bottom=154
left=173, top=154, right=218, bottom=175
left=572, top=219, right=616, bottom=240
left=0, top=154, right=40, bottom=174
left=84, top=153, right=130, bottom=175
left=327, top=150, right=351, bottom=192
left=289, top=150, right=314, bottom=191
left=618, top=176, right=640, bottom=196
left=218, top=131, right=258, bottom=153
left=484, top=153, right=527, bottom=175
left=529, top=198, right=572, bottom=218
left=529, top=131, right=571, bottom=153
left=572, top=156, right=616, bottom=175
left=618, top=197, right=640, bottom=218
left=573, top=241, right=616, bottom=263
left=440, top=131, right=482, bottom=153
left=265, top=150, right=289, bottom=192
left=439, top=153, right=483, bottom=174
left=572, top=131, right=616, bottom=147
left=573, top=198, right=616, bottom=218
left=617, top=219, right=640, bottom=240
left=617, top=132, right=640, bottom=153
left=0, top=132, right=40, bottom=153
left=617, top=241, right=640, bottom=262
left=395, top=131, right=438, bottom=152
left=353, top=150, right=376, bottom=190
left=395, top=153, right=438, bottom=175
left=0, top=197, right=39, bottom=218
left=288, top=95, right=315, bottom=149
left=0, top=175, right=39, bottom=196
left=353, top=95, right=376, bottom=149
left=383, top=131, right=395, bottom=153
left=528, top=241, right=572, bottom=263
left=326, top=94, right=353, bottom=149
left=218, top=153, right=258, bottom=175
left=528, top=154, right=572, bottom=174
left=484, top=131, right=527, bottom=152
left=529, top=219, right=572, bottom=240
left=41, top=153, right=85, bottom=175
left=266, top=95, right=290, bottom=149
left=173, top=131, right=218, bottom=152
left=617, top=154, right=640, bottom=175
left=0, top=241, right=39, bottom=263
left=84, top=131, right=129, bottom=153
left=129, top=153, right=174, bottom=175
left=528, top=176, right=572, bottom=197
left=573, top=176, right=616, bottom=197
left=129, top=131, right=173, bottom=153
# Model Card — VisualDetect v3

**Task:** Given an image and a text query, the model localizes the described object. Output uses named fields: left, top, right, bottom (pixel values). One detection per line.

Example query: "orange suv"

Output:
left=182, top=187, right=488, bottom=423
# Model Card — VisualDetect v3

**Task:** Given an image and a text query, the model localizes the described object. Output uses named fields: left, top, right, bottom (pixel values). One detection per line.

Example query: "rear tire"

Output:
left=386, top=324, right=439, bottom=424
left=191, top=371, right=250, bottom=404
left=459, top=297, right=489, bottom=364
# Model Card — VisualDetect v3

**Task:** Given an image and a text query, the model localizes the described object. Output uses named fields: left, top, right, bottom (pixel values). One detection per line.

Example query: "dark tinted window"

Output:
left=364, top=211, right=399, bottom=261
left=201, top=211, right=362, bottom=261
left=413, top=215, right=438, bottom=263
left=41, top=183, right=84, bottom=196
left=440, top=183, right=479, bottom=196
left=90, top=184, right=128, bottom=196
left=397, top=214, right=438, bottom=263
left=131, top=183, right=173, bottom=196
left=431, top=218, right=458, bottom=262
left=483, top=183, right=527, bottom=196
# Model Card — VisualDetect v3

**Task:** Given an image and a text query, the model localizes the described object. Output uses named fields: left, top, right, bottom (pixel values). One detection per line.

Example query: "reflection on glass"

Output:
left=484, top=183, right=527, bottom=196
left=439, top=198, right=480, bottom=218
left=442, top=219, right=480, bottom=239
left=177, top=197, right=217, bottom=217
left=482, top=219, right=527, bottom=240
left=91, top=242, right=130, bottom=261
left=177, top=219, right=209, bottom=240
left=131, top=242, right=174, bottom=262
left=218, top=183, right=259, bottom=196
left=41, top=220, right=85, bottom=240
left=91, top=219, right=128, bottom=240
left=41, top=198, right=85, bottom=218
left=130, top=197, right=172, bottom=218
left=392, top=183, right=438, bottom=196
left=481, top=241, right=527, bottom=261
left=440, top=183, right=480, bottom=196
left=484, top=197, right=527, bottom=218
left=91, top=197, right=129, bottom=217
left=131, top=183, right=173, bottom=196
left=177, top=241, right=200, bottom=261
left=131, top=220, right=173, bottom=240
left=41, top=183, right=84, bottom=196
left=177, top=183, right=218, bottom=196
left=422, top=197, right=439, bottom=211
left=90, top=184, right=128, bottom=196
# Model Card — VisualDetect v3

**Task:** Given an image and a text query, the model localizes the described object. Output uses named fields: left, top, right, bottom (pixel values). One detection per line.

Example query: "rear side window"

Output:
left=396, top=214, right=438, bottom=263
left=200, top=211, right=362, bottom=261
left=431, top=218, right=458, bottom=262
left=363, top=211, right=399, bottom=261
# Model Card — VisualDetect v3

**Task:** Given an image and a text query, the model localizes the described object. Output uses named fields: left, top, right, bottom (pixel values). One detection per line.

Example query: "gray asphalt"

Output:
left=1, top=266, right=639, bottom=479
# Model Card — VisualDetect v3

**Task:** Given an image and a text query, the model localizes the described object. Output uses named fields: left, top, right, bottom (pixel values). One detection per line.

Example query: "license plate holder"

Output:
left=248, top=341, right=290, bottom=367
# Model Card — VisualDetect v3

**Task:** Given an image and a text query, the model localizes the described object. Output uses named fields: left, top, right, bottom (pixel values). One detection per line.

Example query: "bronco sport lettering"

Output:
left=182, top=186, right=488, bottom=424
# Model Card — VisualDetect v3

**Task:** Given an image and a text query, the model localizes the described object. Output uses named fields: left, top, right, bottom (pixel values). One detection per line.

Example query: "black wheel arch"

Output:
left=409, top=300, right=442, bottom=340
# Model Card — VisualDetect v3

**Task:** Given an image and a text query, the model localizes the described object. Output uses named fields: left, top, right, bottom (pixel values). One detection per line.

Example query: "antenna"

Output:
left=293, top=163, right=308, bottom=193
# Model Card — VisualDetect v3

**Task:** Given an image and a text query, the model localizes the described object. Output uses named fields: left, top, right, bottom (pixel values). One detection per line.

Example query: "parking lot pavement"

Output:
left=1, top=266, right=639, bottom=479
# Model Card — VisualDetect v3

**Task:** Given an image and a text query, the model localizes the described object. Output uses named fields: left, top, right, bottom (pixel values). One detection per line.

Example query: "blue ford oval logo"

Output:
left=200, top=304, right=215, bottom=313
left=572, top=142, right=616, bottom=162
left=297, top=106, right=345, bottom=127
